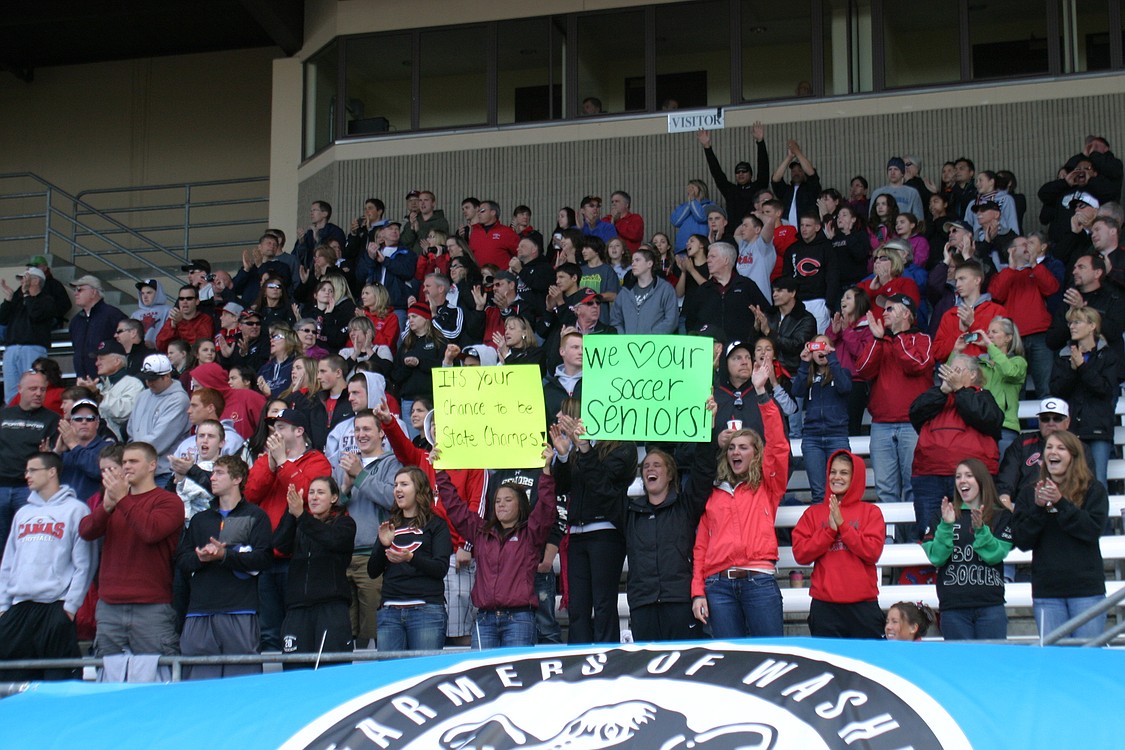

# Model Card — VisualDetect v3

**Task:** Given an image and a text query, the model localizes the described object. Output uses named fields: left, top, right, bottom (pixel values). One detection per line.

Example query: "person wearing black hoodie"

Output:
left=273, top=475, right=355, bottom=667
left=782, top=212, right=839, bottom=333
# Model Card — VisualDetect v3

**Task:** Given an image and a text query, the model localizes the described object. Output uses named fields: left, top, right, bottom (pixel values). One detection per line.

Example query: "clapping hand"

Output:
left=285, top=483, right=304, bottom=517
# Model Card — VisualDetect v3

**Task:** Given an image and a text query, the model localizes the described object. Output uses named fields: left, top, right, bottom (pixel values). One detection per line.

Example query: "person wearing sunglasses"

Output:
left=155, top=285, right=214, bottom=353
left=56, top=398, right=116, bottom=502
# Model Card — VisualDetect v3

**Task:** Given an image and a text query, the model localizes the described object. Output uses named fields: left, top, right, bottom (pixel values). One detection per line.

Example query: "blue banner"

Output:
left=1, top=638, right=1121, bottom=748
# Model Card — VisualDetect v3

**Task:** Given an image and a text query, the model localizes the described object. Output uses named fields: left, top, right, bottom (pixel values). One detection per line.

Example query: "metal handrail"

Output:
left=0, top=171, right=179, bottom=267
left=74, top=176, right=268, bottom=257
left=1041, top=583, right=1125, bottom=646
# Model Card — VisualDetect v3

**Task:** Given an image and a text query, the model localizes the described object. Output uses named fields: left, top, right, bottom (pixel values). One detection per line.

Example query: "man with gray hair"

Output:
left=0, top=266, right=56, bottom=404
left=421, top=272, right=479, bottom=345
left=694, top=241, right=770, bottom=344
left=69, top=275, right=126, bottom=382
left=76, top=339, right=144, bottom=442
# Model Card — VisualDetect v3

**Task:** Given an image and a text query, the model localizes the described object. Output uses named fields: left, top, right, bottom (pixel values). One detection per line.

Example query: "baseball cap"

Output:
left=70, top=398, right=100, bottom=414
left=181, top=259, right=212, bottom=274
left=1065, top=191, right=1100, bottom=210
left=139, top=353, right=174, bottom=379
left=1038, top=397, right=1069, bottom=418
left=17, top=267, right=46, bottom=281
left=91, top=338, right=126, bottom=358
left=493, top=270, right=518, bottom=284
left=884, top=293, right=917, bottom=316
left=706, top=205, right=728, bottom=219
left=460, top=345, right=500, bottom=366
left=724, top=341, right=753, bottom=360
left=219, top=301, right=245, bottom=318
left=69, top=275, right=104, bottom=291
left=274, top=408, right=309, bottom=432
left=972, top=196, right=1001, bottom=213
left=734, top=161, right=752, bottom=173
left=575, top=287, right=602, bottom=305
left=135, top=278, right=158, bottom=291
left=943, top=219, right=973, bottom=235
left=27, top=255, right=49, bottom=267
left=405, top=189, right=421, bottom=199
left=690, top=323, right=727, bottom=345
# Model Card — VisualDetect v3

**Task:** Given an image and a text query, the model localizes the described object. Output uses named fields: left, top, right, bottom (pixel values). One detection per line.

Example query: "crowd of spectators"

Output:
left=0, top=127, right=1123, bottom=681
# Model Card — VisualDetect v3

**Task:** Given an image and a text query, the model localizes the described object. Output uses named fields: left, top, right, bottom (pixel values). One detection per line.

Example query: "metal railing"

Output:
left=1042, top=583, right=1125, bottom=646
left=74, top=177, right=268, bottom=258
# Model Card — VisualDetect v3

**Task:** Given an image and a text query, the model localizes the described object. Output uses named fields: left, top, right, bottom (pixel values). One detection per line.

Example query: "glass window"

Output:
left=741, top=1, right=813, bottom=101
left=344, top=33, right=412, bottom=137
left=1066, top=0, right=1113, bottom=72
left=419, top=27, right=488, bottom=130
left=577, top=10, right=646, bottom=114
left=824, top=0, right=873, bottom=95
left=499, top=17, right=563, bottom=124
left=969, top=0, right=1050, bottom=80
left=303, top=41, right=338, bottom=158
left=655, top=1, right=730, bottom=109
left=882, top=2, right=959, bottom=88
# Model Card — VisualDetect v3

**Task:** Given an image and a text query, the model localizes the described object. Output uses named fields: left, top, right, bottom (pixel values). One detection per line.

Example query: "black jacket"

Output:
left=553, top=441, right=637, bottom=533
left=1049, top=341, right=1121, bottom=440
left=390, top=334, right=443, bottom=400
left=176, top=499, right=273, bottom=615
left=307, top=389, right=356, bottom=452
left=1045, top=285, right=1125, bottom=380
left=695, top=273, right=771, bottom=345
left=997, top=431, right=1096, bottom=500
left=703, top=140, right=770, bottom=222
left=1012, top=479, right=1107, bottom=599
left=273, top=510, right=356, bottom=607
left=764, top=301, right=818, bottom=374
left=367, top=515, right=451, bottom=605
left=0, top=288, right=56, bottom=346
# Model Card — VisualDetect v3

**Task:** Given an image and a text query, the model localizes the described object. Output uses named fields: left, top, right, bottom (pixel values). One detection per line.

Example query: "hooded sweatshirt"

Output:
left=131, top=280, right=173, bottom=348
left=325, top=371, right=388, bottom=465
left=0, top=485, right=94, bottom=614
left=791, top=450, right=886, bottom=604
left=191, top=361, right=266, bottom=439
left=127, top=379, right=191, bottom=478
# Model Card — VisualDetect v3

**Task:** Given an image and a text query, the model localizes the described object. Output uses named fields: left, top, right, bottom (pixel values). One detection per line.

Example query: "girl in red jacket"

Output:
left=691, top=361, right=788, bottom=638
left=792, top=450, right=886, bottom=638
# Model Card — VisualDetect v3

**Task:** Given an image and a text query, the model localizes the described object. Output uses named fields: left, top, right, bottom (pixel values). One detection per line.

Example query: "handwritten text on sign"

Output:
left=582, top=335, right=713, bottom=441
left=432, top=364, right=546, bottom=469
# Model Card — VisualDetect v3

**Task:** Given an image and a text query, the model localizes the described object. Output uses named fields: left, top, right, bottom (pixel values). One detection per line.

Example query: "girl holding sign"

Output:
left=436, top=445, right=557, bottom=649
left=691, top=361, right=788, bottom=637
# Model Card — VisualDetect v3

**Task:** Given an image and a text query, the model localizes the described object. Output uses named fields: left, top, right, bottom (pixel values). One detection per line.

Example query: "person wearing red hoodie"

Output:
left=243, top=408, right=332, bottom=652
left=792, top=450, right=886, bottom=638
left=190, top=361, right=266, bottom=440
left=372, top=401, right=485, bottom=648
left=932, top=260, right=1007, bottom=362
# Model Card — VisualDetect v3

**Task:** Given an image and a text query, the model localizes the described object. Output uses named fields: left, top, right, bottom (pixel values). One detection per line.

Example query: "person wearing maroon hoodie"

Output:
left=243, top=408, right=332, bottom=651
left=78, top=441, right=185, bottom=658
left=190, top=361, right=267, bottom=440
left=792, top=450, right=886, bottom=638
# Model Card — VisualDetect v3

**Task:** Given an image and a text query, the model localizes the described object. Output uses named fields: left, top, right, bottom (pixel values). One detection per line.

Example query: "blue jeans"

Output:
left=257, top=559, right=289, bottom=652
left=1084, top=440, right=1112, bottom=492
left=534, top=571, right=562, bottom=644
left=704, top=572, right=783, bottom=639
left=802, top=435, right=852, bottom=502
left=472, top=609, right=537, bottom=650
left=378, top=603, right=446, bottom=651
left=0, top=484, right=31, bottom=559
left=939, top=605, right=1007, bottom=640
left=910, top=474, right=954, bottom=541
left=2, top=344, right=46, bottom=405
left=869, top=422, right=917, bottom=505
left=998, top=428, right=1019, bottom=463
left=1034, top=595, right=1106, bottom=640
left=1022, top=333, right=1053, bottom=400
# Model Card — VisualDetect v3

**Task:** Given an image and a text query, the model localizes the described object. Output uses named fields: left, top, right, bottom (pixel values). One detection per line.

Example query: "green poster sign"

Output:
left=582, top=334, right=714, bottom=442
